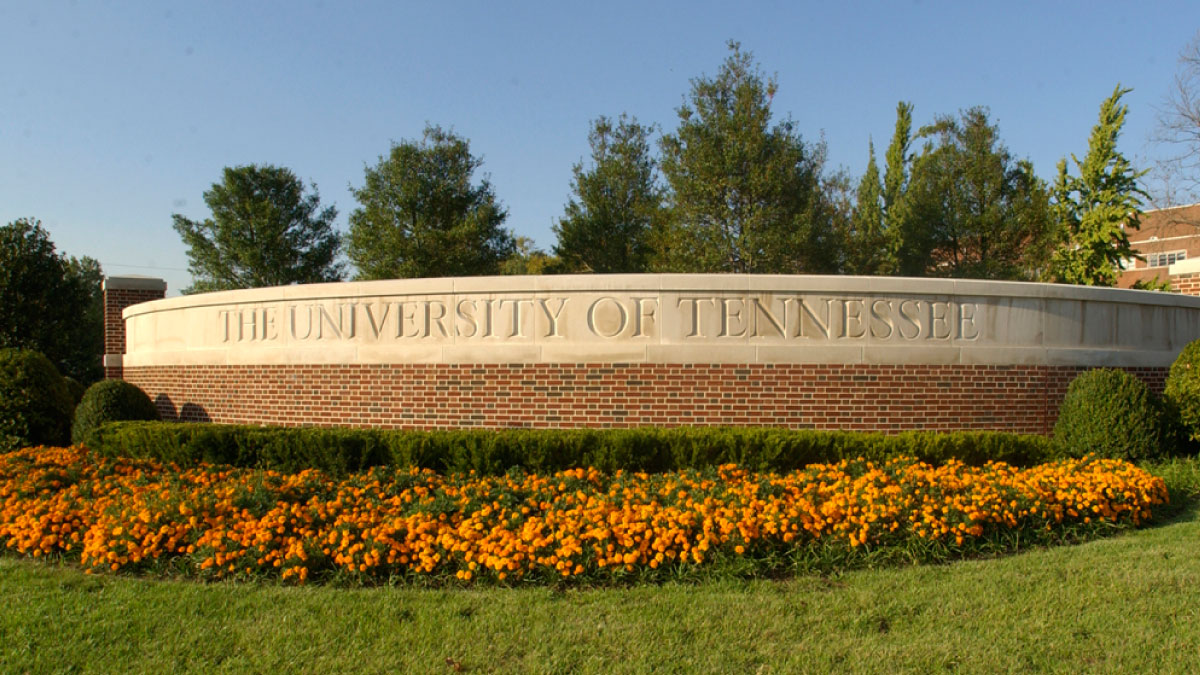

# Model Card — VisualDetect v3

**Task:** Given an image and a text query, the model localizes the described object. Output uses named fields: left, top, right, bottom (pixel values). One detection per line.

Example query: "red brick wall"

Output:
left=1172, top=272, right=1200, bottom=296
left=103, top=284, right=166, bottom=379
left=122, top=363, right=1168, bottom=435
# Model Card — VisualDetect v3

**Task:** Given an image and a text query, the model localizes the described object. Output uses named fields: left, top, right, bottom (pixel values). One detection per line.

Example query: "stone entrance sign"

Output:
left=107, top=274, right=1200, bottom=432
left=121, top=275, right=1200, bottom=369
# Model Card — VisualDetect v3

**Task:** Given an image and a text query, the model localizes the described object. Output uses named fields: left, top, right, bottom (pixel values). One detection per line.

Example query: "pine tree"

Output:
left=553, top=115, right=664, bottom=273
left=901, top=108, right=1054, bottom=279
left=845, top=141, right=886, bottom=274
left=881, top=102, right=914, bottom=274
left=655, top=42, right=832, bottom=273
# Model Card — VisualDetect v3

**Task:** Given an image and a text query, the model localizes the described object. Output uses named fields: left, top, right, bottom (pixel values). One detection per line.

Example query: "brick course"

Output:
left=1172, top=272, right=1200, bottom=296
left=122, top=363, right=1168, bottom=435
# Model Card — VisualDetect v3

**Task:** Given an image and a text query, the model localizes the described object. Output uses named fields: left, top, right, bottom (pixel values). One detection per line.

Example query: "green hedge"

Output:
left=83, top=422, right=1059, bottom=477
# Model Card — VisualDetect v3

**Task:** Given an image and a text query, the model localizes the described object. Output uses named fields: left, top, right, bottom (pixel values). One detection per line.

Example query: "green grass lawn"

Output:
left=3, top=460, right=1199, bottom=674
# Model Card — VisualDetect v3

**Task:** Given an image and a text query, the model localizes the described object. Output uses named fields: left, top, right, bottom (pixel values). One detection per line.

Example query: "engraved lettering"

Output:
left=317, top=304, right=344, bottom=340
left=797, top=297, right=832, bottom=339
left=897, top=300, right=921, bottom=340
left=588, top=296, right=628, bottom=338
left=289, top=304, right=315, bottom=340
left=959, top=302, right=979, bottom=340
left=396, top=302, right=420, bottom=339
left=262, top=307, right=278, bottom=341
left=869, top=299, right=894, bottom=339
left=841, top=299, right=866, bottom=339
left=632, top=297, right=657, bottom=338
left=237, top=309, right=258, bottom=341
left=362, top=302, right=391, bottom=339
left=719, top=298, right=748, bottom=338
left=538, top=297, right=568, bottom=338
left=750, top=296, right=786, bottom=337
left=500, top=298, right=533, bottom=338
left=216, top=291, right=991, bottom=350
left=480, top=299, right=494, bottom=338
left=677, top=297, right=715, bottom=339
left=424, top=300, right=449, bottom=338
left=455, top=299, right=479, bottom=338
left=929, top=301, right=951, bottom=340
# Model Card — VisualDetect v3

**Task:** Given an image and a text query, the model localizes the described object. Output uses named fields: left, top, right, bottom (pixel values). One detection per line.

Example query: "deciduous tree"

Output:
left=173, top=165, right=343, bottom=293
left=1152, top=31, right=1200, bottom=206
left=0, top=219, right=103, bottom=382
left=499, top=237, right=559, bottom=275
left=348, top=125, right=515, bottom=280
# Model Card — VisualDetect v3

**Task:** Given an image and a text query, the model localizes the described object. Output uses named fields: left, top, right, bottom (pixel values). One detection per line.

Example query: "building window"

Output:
left=1146, top=250, right=1188, bottom=267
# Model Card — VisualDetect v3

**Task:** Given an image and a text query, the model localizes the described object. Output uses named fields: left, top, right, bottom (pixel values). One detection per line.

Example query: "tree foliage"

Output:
left=655, top=42, right=836, bottom=274
left=0, top=219, right=103, bottom=382
left=1049, top=86, right=1146, bottom=286
left=173, top=165, right=343, bottom=294
left=844, top=141, right=886, bottom=274
left=553, top=115, right=664, bottom=273
left=499, top=237, right=559, bottom=275
left=348, top=125, right=515, bottom=280
left=881, top=102, right=915, bottom=274
left=0, top=348, right=73, bottom=452
left=895, top=108, right=1053, bottom=279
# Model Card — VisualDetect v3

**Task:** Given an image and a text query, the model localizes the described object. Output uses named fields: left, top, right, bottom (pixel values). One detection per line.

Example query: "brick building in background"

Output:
left=1119, top=202, right=1200, bottom=289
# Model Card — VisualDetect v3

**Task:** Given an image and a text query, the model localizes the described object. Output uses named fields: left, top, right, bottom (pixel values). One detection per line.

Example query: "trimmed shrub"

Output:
left=1053, top=368, right=1168, bottom=461
left=1165, top=339, right=1200, bottom=450
left=0, top=348, right=73, bottom=452
left=71, top=380, right=160, bottom=445
left=85, top=422, right=1058, bottom=477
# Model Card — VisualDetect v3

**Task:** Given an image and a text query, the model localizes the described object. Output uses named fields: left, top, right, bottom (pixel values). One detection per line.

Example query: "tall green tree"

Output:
left=655, top=42, right=834, bottom=273
left=881, top=101, right=915, bottom=274
left=348, top=125, right=515, bottom=280
left=173, top=165, right=343, bottom=293
left=895, top=108, right=1053, bottom=279
left=1050, top=86, right=1147, bottom=286
left=553, top=115, right=664, bottom=273
left=844, top=141, right=886, bottom=274
left=0, top=219, right=103, bottom=382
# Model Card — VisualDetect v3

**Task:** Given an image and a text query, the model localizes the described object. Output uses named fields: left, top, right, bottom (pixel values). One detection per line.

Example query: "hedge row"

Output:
left=84, top=422, right=1059, bottom=477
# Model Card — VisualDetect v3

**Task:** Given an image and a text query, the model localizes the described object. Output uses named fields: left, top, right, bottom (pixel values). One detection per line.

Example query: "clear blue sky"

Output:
left=2, top=1, right=1197, bottom=295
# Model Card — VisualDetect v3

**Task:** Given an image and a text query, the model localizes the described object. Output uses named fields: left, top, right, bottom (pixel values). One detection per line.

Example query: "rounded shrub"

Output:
left=0, top=348, right=73, bottom=452
left=1164, top=339, right=1200, bottom=449
left=1053, top=368, right=1168, bottom=461
left=71, top=379, right=160, bottom=445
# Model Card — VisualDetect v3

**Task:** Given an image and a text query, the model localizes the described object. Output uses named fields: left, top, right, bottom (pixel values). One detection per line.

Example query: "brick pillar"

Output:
left=102, top=276, right=167, bottom=379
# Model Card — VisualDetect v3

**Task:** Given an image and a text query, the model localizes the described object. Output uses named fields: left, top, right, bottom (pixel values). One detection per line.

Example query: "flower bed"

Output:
left=0, top=446, right=1169, bottom=585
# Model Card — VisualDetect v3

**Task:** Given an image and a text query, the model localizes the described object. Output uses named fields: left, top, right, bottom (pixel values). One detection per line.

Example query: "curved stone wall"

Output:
left=118, top=275, right=1200, bottom=432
